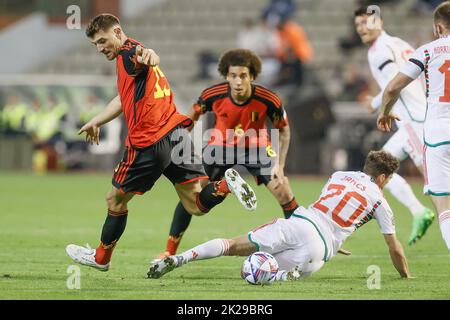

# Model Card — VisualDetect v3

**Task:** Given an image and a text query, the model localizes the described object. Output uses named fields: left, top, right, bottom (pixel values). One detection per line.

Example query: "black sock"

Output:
left=281, top=198, right=299, bottom=219
left=100, top=209, right=128, bottom=246
left=196, top=182, right=227, bottom=213
left=169, top=202, right=192, bottom=238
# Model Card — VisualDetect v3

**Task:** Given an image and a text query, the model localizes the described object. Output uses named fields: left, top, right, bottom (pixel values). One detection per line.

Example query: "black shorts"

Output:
left=112, top=126, right=208, bottom=194
left=202, top=145, right=275, bottom=185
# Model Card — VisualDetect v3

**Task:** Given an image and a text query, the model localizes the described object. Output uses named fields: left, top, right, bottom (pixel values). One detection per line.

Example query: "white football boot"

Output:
left=147, top=255, right=184, bottom=279
left=66, top=244, right=109, bottom=272
left=274, top=266, right=302, bottom=282
left=224, top=168, right=257, bottom=211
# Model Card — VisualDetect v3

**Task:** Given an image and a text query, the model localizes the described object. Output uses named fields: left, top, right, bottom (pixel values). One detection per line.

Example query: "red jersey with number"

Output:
left=116, top=38, right=189, bottom=148
left=193, top=82, right=288, bottom=147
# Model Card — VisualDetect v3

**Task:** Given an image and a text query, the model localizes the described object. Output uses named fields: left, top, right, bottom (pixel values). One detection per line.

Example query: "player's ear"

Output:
left=438, top=23, right=446, bottom=38
left=433, top=23, right=439, bottom=38
left=375, top=174, right=386, bottom=187
left=113, top=26, right=122, bottom=39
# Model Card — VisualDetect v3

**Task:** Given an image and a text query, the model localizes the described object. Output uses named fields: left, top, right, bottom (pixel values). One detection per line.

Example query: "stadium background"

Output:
left=0, top=0, right=449, bottom=300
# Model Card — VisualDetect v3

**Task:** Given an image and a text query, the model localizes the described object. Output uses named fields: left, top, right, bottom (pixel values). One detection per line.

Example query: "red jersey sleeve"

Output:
left=255, top=86, right=288, bottom=129
left=119, top=40, right=148, bottom=77
left=195, top=82, right=229, bottom=115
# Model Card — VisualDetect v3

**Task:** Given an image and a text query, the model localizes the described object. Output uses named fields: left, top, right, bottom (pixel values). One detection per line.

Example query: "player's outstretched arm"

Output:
left=271, top=125, right=290, bottom=186
left=278, top=125, right=290, bottom=172
left=383, top=234, right=412, bottom=278
left=78, top=95, right=123, bottom=145
left=377, top=73, right=413, bottom=132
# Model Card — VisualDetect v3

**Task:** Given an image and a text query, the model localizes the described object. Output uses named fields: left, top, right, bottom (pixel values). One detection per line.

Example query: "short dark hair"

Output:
left=217, top=49, right=262, bottom=79
left=354, top=6, right=382, bottom=19
left=434, top=1, right=450, bottom=29
left=363, top=150, right=399, bottom=178
left=86, top=14, right=120, bottom=38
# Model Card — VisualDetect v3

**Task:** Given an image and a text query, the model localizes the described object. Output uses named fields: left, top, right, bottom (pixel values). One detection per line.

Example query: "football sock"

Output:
left=180, top=239, right=230, bottom=263
left=438, top=210, right=450, bottom=250
left=95, top=209, right=128, bottom=265
left=165, top=202, right=192, bottom=254
left=385, top=173, right=425, bottom=216
left=281, top=197, right=299, bottom=218
left=196, top=180, right=230, bottom=213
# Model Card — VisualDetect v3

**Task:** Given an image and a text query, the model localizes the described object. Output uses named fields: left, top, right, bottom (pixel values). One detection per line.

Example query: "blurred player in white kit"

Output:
left=378, top=2, right=450, bottom=251
left=354, top=5, right=435, bottom=245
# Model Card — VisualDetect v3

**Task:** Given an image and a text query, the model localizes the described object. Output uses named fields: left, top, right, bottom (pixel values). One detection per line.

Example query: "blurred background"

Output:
left=0, top=0, right=440, bottom=176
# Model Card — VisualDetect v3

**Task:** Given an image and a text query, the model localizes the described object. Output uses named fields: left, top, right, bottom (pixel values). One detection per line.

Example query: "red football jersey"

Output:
left=193, top=82, right=288, bottom=147
left=116, top=38, right=188, bottom=148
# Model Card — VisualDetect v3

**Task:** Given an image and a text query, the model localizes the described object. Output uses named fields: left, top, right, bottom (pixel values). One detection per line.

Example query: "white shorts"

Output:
left=248, top=217, right=326, bottom=278
left=423, top=144, right=450, bottom=196
left=383, top=122, right=424, bottom=167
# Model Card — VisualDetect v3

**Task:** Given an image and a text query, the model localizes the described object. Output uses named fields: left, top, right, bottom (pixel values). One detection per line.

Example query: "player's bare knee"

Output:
left=226, top=239, right=237, bottom=255
left=105, top=190, right=127, bottom=212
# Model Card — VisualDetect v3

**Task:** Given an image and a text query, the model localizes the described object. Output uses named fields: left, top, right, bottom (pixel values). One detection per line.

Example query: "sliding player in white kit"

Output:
left=148, top=150, right=411, bottom=280
left=354, top=6, right=434, bottom=245
left=378, top=2, right=450, bottom=251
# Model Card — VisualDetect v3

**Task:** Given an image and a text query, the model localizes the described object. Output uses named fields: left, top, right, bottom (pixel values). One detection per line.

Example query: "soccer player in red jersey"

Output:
left=65, top=14, right=256, bottom=272
left=156, top=49, right=299, bottom=260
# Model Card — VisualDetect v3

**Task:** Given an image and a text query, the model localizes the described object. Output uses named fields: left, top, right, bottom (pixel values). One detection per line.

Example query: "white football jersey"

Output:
left=368, top=31, right=426, bottom=124
left=400, top=36, right=450, bottom=146
left=302, top=171, right=395, bottom=256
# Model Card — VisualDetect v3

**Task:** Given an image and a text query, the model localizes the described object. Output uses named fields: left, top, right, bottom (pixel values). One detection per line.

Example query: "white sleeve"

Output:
left=371, top=47, right=398, bottom=80
left=400, top=47, right=426, bottom=80
left=378, top=57, right=399, bottom=80
left=373, top=199, right=396, bottom=234
left=370, top=48, right=399, bottom=110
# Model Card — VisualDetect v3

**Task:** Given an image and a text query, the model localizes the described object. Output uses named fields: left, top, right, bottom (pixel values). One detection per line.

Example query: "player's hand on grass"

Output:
left=136, top=45, right=159, bottom=66
left=377, top=113, right=400, bottom=132
left=78, top=121, right=100, bottom=145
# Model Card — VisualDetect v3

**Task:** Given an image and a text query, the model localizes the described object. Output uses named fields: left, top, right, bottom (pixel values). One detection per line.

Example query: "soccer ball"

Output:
left=241, top=251, right=279, bottom=285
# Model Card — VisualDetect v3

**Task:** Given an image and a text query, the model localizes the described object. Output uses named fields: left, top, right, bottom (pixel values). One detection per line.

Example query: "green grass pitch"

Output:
left=0, top=172, right=449, bottom=300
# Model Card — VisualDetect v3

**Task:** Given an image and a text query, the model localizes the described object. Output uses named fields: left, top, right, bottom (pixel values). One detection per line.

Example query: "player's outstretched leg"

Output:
left=149, top=237, right=254, bottom=279
left=224, top=168, right=257, bottom=211
left=147, top=255, right=185, bottom=279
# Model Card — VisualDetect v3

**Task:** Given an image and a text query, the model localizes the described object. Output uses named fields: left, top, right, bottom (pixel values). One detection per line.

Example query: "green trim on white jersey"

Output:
left=292, top=213, right=330, bottom=262
left=398, top=96, right=425, bottom=123
left=247, top=233, right=260, bottom=251
left=425, top=190, right=450, bottom=196
left=424, top=140, right=450, bottom=147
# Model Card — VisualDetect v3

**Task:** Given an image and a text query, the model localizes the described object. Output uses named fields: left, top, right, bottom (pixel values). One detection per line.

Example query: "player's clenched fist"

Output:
left=136, top=45, right=160, bottom=66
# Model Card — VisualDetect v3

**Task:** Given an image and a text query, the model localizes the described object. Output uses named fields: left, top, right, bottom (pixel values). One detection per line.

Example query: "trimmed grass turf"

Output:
left=0, top=172, right=449, bottom=299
